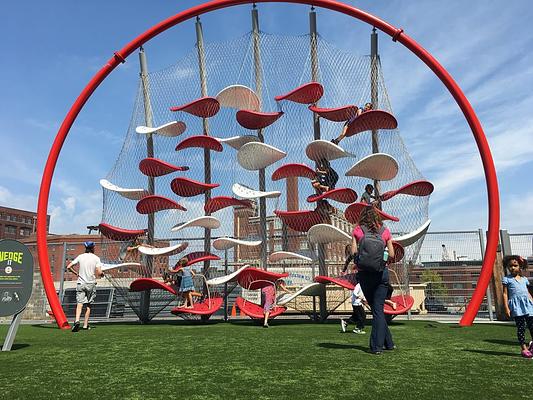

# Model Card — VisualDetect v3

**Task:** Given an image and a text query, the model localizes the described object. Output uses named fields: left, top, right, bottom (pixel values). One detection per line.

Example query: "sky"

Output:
left=2, top=0, right=533, bottom=236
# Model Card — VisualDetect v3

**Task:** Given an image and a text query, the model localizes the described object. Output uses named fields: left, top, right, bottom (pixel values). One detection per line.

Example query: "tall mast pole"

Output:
left=370, top=28, right=381, bottom=197
left=310, top=7, right=328, bottom=322
left=195, top=17, right=213, bottom=274
left=138, top=46, right=154, bottom=323
left=252, top=5, right=268, bottom=270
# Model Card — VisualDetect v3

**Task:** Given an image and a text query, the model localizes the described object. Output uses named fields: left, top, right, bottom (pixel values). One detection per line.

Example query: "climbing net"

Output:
left=98, top=30, right=430, bottom=320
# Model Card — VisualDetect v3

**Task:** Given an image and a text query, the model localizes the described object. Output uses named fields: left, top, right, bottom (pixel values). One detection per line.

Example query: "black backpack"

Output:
left=357, top=225, right=385, bottom=272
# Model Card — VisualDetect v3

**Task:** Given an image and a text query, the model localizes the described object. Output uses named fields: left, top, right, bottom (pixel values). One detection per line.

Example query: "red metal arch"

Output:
left=38, top=0, right=498, bottom=328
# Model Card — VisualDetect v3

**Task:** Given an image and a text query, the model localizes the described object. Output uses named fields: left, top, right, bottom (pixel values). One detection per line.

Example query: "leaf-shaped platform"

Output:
left=99, top=179, right=148, bottom=200
left=271, top=163, right=315, bottom=181
left=344, top=203, right=399, bottom=223
left=308, top=105, right=358, bottom=122
left=236, top=110, right=283, bottom=130
left=98, top=223, right=146, bottom=241
left=305, top=140, right=354, bottom=162
left=212, top=237, right=262, bottom=251
left=170, top=97, right=220, bottom=118
left=204, top=196, right=253, bottom=213
left=175, top=135, right=223, bottom=152
left=237, top=142, right=286, bottom=170
left=380, top=180, right=434, bottom=201
left=139, top=158, right=189, bottom=177
left=216, top=135, right=260, bottom=150
left=171, top=216, right=221, bottom=232
left=170, top=177, right=219, bottom=197
left=345, top=110, right=398, bottom=137
left=136, top=195, right=186, bottom=214
left=307, top=223, right=351, bottom=244
left=274, top=82, right=324, bottom=104
left=215, top=85, right=260, bottom=111
left=232, top=183, right=281, bottom=199
left=307, top=188, right=357, bottom=204
left=135, top=121, right=186, bottom=137
left=345, top=153, right=399, bottom=181
left=274, top=209, right=326, bottom=232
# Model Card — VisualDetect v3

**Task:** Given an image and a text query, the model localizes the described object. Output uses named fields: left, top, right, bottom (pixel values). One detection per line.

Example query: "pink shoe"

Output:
left=521, top=349, right=533, bottom=358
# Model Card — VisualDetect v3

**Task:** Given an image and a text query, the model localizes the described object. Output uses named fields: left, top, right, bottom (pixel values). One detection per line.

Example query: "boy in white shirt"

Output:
left=340, top=283, right=367, bottom=334
left=66, top=241, right=104, bottom=332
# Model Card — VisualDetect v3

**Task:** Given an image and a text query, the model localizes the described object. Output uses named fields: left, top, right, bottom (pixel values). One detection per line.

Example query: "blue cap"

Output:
left=84, top=241, right=95, bottom=248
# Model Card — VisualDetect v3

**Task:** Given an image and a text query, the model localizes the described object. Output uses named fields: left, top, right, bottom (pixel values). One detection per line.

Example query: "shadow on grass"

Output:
left=483, top=339, right=518, bottom=346
left=462, top=348, right=517, bottom=357
left=317, top=342, right=369, bottom=352
left=1, top=343, right=30, bottom=351
left=30, top=324, right=58, bottom=329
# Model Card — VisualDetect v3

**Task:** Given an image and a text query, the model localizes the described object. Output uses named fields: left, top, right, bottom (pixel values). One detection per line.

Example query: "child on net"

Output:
left=502, top=255, right=533, bottom=358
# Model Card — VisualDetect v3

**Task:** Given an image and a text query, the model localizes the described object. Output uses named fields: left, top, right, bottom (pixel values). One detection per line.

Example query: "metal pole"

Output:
left=479, top=228, right=493, bottom=321
left=252, top=6, right=268, bottom=270
left=310, top=7, right=328, bottom=322
left=2, top=309, right=25, bottom=352
left=370, top=28, right=381, bottom=197
left=139, top=46, right=154, bottom=323
left=195, top=18, right=213, bottom=277
left=224, top=249, right=228, bottom=321
left=59, top=242, right=67, bottom=303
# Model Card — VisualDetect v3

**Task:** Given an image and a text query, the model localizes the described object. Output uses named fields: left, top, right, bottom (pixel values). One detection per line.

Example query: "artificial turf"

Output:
left=0, top=319, right=528, bottom=400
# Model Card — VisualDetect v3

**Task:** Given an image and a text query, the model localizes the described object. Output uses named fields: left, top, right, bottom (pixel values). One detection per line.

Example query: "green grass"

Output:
left=0, top=319, right=528, bottom=399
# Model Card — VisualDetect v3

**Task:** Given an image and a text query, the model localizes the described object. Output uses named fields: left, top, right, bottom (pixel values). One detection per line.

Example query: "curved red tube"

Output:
left=38, top=0, right=498, bottom=328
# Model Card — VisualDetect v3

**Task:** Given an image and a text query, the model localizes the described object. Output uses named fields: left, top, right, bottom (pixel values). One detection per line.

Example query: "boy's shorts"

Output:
left=76, top=283, right=96, bottom=304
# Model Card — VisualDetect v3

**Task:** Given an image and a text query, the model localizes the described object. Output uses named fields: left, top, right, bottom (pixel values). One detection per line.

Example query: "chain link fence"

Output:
left=19, top=228, right=533, bottom=322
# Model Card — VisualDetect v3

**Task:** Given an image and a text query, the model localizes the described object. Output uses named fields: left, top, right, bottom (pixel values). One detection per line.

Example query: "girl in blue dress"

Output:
left=175, top=257, right=197, bottom=309
left=502, top=255, right=533, bottom=358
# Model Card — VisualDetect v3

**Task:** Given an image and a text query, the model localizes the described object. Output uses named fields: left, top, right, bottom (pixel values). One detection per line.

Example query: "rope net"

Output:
left=99, top=30, right=430, bottom=319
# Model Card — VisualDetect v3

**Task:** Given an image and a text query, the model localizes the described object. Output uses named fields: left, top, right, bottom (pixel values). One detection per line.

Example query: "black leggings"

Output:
left=514, top=315, right=533, bottom=346
left=347, top=305, right=366, bottom=330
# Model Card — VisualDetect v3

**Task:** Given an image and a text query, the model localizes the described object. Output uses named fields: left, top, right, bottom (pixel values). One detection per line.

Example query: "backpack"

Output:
left=357, top=225, right=386, bottom=272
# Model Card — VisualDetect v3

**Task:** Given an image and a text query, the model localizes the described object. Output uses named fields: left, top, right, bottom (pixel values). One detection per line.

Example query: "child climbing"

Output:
left=311, top=158, right=339, bottom=195
left=331, top=102, right=373, bottom=145
left=174, top=257, right=200, bottom=309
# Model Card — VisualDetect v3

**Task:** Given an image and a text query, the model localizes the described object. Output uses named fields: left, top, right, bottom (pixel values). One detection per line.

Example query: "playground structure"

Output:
left=36, top=0, right=499, bottom=329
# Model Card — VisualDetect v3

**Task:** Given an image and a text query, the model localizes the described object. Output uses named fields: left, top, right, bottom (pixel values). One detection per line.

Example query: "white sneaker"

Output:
left=353, top=328, right=366, bottom=334
left=340, top=319, right=347, bottom=333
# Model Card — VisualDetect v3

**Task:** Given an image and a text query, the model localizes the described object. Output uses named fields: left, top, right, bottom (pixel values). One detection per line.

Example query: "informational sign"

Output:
left=0, top=239, right=33, bottom=318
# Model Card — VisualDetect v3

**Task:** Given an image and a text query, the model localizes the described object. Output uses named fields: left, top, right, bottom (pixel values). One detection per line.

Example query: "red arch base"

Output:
left=38, top=0, right=499, bottom=329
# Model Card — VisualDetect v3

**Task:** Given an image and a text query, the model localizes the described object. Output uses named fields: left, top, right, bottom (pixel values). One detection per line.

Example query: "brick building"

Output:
left=0, top=205, right=50, bottom=240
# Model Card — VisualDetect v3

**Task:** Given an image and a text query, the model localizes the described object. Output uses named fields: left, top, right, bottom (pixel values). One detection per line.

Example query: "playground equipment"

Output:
left=36, top=1, right=499, bottom=329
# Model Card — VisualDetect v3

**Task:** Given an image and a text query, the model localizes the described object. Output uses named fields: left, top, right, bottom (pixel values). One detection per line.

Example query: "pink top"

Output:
left=353, top=225, right=392, bottom=244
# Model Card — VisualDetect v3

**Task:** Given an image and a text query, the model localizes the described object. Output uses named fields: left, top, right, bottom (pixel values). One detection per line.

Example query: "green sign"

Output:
left=0, top=240, right=33, bottom=317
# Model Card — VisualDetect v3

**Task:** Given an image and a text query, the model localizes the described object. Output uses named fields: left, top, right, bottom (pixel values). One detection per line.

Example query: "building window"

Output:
left=5, top=225, right=16, bottom=234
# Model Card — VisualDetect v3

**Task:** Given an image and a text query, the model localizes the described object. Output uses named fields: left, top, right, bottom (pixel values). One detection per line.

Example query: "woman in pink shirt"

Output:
left=351, top=206, right=395, bottom=354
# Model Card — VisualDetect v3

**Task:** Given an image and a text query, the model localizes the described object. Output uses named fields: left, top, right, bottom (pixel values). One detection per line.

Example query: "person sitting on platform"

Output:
left=361, top=184, right=377, bottom=205
left=331, top=102, right=373, bottom=145
left=311, top=158, right=339, bottom=195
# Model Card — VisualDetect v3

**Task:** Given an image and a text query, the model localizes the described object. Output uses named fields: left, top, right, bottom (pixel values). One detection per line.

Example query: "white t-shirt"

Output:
left=71, top=253, right=103, bottom=284
left=351, top=284, right=366, bottom=306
